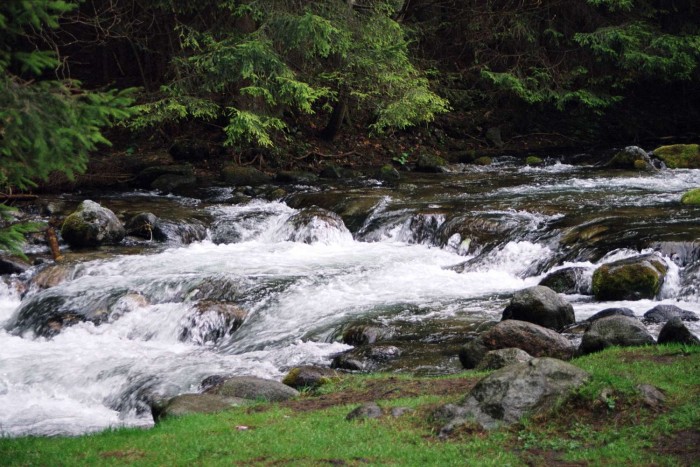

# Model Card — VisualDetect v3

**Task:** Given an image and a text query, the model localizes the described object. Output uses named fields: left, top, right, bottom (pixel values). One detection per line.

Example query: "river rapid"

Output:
left=1, top=156, right=699, bottom=437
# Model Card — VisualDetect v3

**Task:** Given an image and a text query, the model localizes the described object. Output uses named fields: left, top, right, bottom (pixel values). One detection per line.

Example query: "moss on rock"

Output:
left=680, top=188, right=700, bottom=205
left=525, top=156, right=543, bottom=166
left=474, top=156, right=492, bottom=166
left=592, top=254, right=667, bottom=301
left=652, top=144, right=700, bottom=169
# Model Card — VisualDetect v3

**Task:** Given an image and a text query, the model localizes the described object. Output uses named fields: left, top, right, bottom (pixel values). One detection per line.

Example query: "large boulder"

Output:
left=126, top=212, right=207, bottom=244
left=475, top=348, right=533, bottom=371
left=459, top=320, right=575, bottom=369
left=657, top=318, right=700, bottom=345
left=439, top=358, right=590, bottom=432
left=579, top=316, right=655, bottom=355
left=643, top=304, right=698, bottom=324
left=592, top=254, right=667, bottom=301
left=135, top=164, right=194, bottom=188
left=206, top=376, right=299, bottom=402
left=60, top=200, right=125, bottom=248
left=501, top=286, right=575, bottom=330
left=152, top=394, right=249, bottom=422
left=415, top=154, right=448, bottom=173
left=222, top=165, right=272, bottom=186
left=539, top=267, right=591, bottom=295
left=605, top=146, right=656, bottom=171
left=652, top=144, right=700, bottom=169
left=280, top=207, right=351, bottom=244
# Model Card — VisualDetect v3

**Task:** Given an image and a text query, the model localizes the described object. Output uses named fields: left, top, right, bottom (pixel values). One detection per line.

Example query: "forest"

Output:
left=1, top=0, right=700, bottom=252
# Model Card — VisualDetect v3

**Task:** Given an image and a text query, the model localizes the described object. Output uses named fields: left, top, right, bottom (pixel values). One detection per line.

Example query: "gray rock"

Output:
left=151, top=174, right=196, bottom=193
left=136, top=164, right=194, bottom=187
left=342, top=325, right=394, bottom=346
left=377, top=164, right=400, bottom=181
left=588, top=307, right=636, bottom=322
left=459, top=320, right=575, bottom=369
left=152, top=393, right=249, bottom=422
left=636, top=384, right=666, bottom=409
left=331, top=345, right=402, bottom=372
left=657, top=317, right=700, bottom=345
left=440, top=358, right=590, bottom=433
left=579, top=316, right=655, bottom=355
left=221, top=165, right=271, bottom=186
left=475, top=348, right=533, bottom=371
left=207, top=376, right=299, bottom=402
left=502, top=285, right=575, bottom=330
left=281, top=207, right=350, bottom=244
left=282, top=366, right=339, bottom=389
left=60, top=200, right=125, bottom=248
left=346, top=402, right=382, bottom=421
left=592, top=254, right=667, bottom=301
left=605, top=146, right=656, bottom=171
left=0, top=256, right=29, bottom=275
left=643, top=304, right=698, bottom=324
left=539, top=267, right=591, bottom=295
left=179, top=301, right=247, bottom=345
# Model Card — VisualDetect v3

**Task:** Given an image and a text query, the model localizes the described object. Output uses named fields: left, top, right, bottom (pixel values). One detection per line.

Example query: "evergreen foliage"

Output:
left=0, top=0, right=133, bottom=257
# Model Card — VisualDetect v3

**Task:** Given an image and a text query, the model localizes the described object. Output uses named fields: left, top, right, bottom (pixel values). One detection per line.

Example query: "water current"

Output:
left=1, top=159, right=699, bottom=436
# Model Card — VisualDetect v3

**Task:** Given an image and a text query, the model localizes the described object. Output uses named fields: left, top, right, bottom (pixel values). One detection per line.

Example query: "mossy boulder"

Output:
left=680, top=188, right=700, bottom=205
left=474, top=156, right=492, bottom=166
left=282, top=366, right=340, bottom=389
left=592, top=254, right=667, bottom=301
left=206, top=376, right=299, bottom=402
left=539, top=267, right=591, bottom=295
left=60, top=200, right=125, bottom=248
left=378, top=164, right=401, bottom=181
left=525, top=156, right=543, bottom=166
left=605, top=146, right=655, bottom=170
left=221, top=165, right=271, bottom=186
left=415, top=154, right=447, bottom=172
left=652, top=144, right=700, bottom=169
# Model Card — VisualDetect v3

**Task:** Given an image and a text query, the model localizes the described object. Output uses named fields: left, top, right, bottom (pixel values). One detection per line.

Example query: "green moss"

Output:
left=652, top=144, right=700, bottom=169
left=592, top=260, right=665, bottom=301
left=633, top=159, right=649, bottom=170
left=525, top=156, right=543, bottom=166
left=474, top=156, right=492, bottom=166
left=680, top=188, right=700, bottom=205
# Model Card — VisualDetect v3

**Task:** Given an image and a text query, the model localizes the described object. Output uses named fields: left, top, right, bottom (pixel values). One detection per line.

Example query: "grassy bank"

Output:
left=2, top=345, right=698, bottom=466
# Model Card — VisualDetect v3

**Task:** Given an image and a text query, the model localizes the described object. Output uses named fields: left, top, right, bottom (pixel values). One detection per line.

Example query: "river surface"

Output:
left=1, top=157, right=699, bottom=437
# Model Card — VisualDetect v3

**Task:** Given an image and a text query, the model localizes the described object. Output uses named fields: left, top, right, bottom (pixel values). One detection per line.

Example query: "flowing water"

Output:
left=1, top=158, right=699, bottom=437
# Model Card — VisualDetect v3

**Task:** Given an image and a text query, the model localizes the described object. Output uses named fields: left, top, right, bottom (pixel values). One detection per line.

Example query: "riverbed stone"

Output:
left=206, top=376, right=299, bottom=402
left=342, top=324, right=394, bottom=346
left=151, top=173, right=197, bottom=193
left=282, top=207, right=350, bottom=244
left=30, top=264, right=75, bottom=289
left=415, top=154, right=447, bottom=173
left=152, top=393, right=249, bottom=422
left=606, top=146, right=656, bottom=170
left=643, top=304, right=699, bottom=324
left=652, top=144, right=700, bottom=169
left=440, top=358, right=590, bottom=433
left=587, top=307, right=636, bottom=322
left=539, top=267, right=591, bottom=295
left=331, top=345, right=402, bottom=372
left=459, top=320, right=575, bottom=369
left=579, top=315, right=655, bottom=355
left=592, top=254, right=667, bottom=301
left=61, top=200, right=125, bottom=248
left=222, top=165, right=272, bottom=186
left=282, top=366, right=340, bottom=389
left=179, top=301, right=247, bottom=345
left=657, top=318, right=700, bottom=345
left=502, top=286, right=575, bottom=330
left=135, top=164, right=194, bottom=187
left=475, top=348, right=533, bottom=371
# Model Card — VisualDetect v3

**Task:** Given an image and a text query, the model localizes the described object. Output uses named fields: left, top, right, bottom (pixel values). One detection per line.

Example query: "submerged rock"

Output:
left=459, top=320, right=575, bottom=369
left=440, top=358, right=590, bottom=432
left=501, top=285, right=575, bottom=330
left=206, top=376, right=299, bottom=402
left=579, top=316, right=655, bottom=355
left=657, top=318, right=700, bottom=345
left=592, top=254, right=667, bottom=301
left=539, top=267, right=591, bottom=295
left=652, top=144, right=700, bottom=169
left=643, top=304, right=698, bottom=324
left=179, top=301, right=247, bottom=345
left=61, top=200, right=125, bottom=248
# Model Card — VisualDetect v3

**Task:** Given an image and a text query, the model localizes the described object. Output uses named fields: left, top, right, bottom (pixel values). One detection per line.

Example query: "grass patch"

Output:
left=1, top=345, right=698, bottom=465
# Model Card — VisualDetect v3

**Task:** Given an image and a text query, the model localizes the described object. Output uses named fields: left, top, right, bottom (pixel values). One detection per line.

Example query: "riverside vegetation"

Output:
left=1, top=345, right=698, bottom=465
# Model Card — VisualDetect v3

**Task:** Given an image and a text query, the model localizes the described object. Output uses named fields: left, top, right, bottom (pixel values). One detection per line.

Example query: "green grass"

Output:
left=1, top=345, right=699, bottom=466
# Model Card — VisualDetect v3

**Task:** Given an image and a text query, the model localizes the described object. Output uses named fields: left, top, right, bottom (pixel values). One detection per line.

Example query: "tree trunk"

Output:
left=321, top=100, right=348, bottom=141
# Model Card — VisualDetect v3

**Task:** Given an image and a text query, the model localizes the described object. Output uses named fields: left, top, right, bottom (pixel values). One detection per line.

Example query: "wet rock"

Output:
left=179, top=301, right=247, bottom=345
left=61, top=200, right=125, bottom=248
left=502, top=285, right=575, bottom=330
left=221, top=165, right=272, bottom=186
left=539, top=267, right=591, bottom=295
left=181, top=275, right=239, bottom=302
left=282, top=366, right=340, bottom=390
left=125, top=212, right=162, bottom=240
left=136, top=164, right=194, bottom=188
left=126, top=212, right=207, bottom=245
left=342, top=325, right=394, bottom=346
left=475, top=348, right=533, bottom=371
left=331, top=345, right=402, bottom=372
left=415, top=154, right=447, bottom=173
left=459, top=320, right=575, bottom=369
left=285, top=192, right=384, bottom=233
left=437, top=214, right=518, bottom=257
left=579, top=316, right=655, bottom=355
left=643, top=304, right=698, bottom=324
left=0, top=256, right=29, bottom=275
left=30, top=264, right=75, bottom=289
left=657, top=318, right=700, bottom=345
left=592, top=254, right=667, bottom=301
left=588, top=307, right=636, bottom=322
left=652, top=144, right=700, bottom=169
left=152, top=393, right=249, bottom=422
left=473, top=156, right=492, bottom=166
left=346, top=402, right=382, bottom=421
left=319, top=164, right=343, bottom=179
left=377, top=164, right=400, bottom=181
left=206, top=376, right=299, bottom=402
left=151, top=174, right=197, bottom=194
left=605, top=146, right=656, bottom=170
left=281, top=207, right=351, bottom=244
left=650, top=241, right=700, bottom=267
left=275, top=170, right=318, bottom=184
left=440, top=358, right=590, bottom=433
